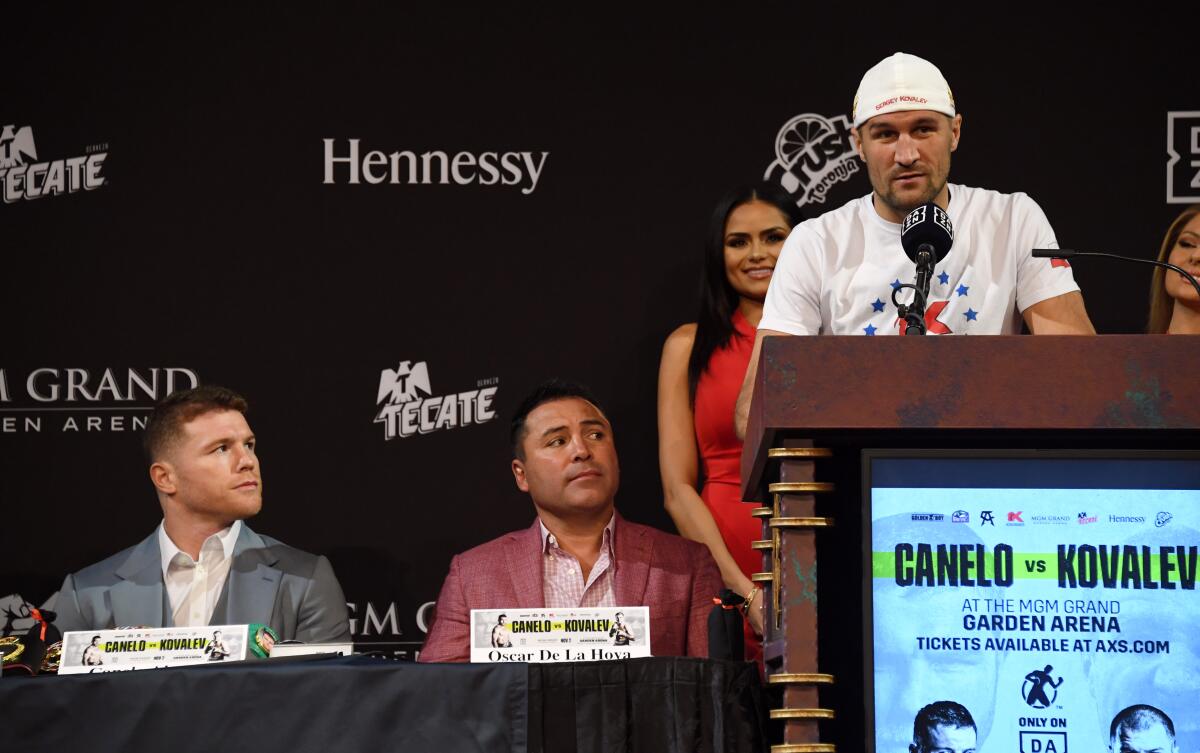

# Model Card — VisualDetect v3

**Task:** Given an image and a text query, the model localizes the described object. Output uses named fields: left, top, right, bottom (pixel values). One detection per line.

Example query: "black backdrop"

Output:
left=3, top=8, right=1195, bottom=662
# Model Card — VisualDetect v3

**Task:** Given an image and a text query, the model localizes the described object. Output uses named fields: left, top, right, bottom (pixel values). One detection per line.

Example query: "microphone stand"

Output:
left=1032, top=249, right=1200, bottom=300
left=894, top=247, right=936, bottom=336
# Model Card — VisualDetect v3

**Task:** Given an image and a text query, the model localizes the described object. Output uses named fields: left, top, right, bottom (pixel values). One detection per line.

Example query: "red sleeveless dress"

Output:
left=692, top=310, right=762, bottom=658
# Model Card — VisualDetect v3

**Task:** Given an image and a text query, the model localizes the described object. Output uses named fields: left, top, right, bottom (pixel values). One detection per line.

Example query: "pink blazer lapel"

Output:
left=505, top=519, right=545, bottom=609
left=613, top=514, right=651, bottom=606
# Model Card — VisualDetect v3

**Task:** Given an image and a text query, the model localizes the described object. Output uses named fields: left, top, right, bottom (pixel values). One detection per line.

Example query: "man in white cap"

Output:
left=735, top=51, right=1094, bottom=436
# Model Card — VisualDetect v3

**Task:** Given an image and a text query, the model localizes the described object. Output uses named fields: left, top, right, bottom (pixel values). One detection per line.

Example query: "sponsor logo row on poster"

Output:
left=910, top=510, right=1173, bottom=528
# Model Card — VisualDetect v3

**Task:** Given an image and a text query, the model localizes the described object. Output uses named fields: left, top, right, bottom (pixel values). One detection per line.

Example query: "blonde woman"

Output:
left=1148, top=204, right=1200, bottom=334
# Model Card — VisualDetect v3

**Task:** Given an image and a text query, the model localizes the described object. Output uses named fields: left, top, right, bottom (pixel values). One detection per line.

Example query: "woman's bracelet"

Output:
left=740, top=586, right=761, bottom=617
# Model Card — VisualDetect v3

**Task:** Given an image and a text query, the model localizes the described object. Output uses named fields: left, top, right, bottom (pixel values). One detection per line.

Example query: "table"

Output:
left=1, top=655, right=768, bottom=753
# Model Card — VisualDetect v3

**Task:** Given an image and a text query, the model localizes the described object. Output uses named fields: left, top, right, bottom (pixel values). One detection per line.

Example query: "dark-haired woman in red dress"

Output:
left=658, top=184, right=802, bottom=659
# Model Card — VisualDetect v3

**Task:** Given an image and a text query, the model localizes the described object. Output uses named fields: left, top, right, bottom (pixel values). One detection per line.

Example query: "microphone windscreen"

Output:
left=901, top=202, right=954, bottom=263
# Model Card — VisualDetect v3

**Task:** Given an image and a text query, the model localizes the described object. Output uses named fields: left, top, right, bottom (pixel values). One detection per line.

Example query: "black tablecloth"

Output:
left=0, top=656, right=767, bottom=753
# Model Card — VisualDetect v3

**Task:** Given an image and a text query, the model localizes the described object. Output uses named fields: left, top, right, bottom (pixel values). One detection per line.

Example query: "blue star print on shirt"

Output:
left=864, top=324, right=877, bottom=336
left=964, top=308, right=978, bottom=321
left=956, top=284, right=970, bottom=297
left=871, top=298, right=885, bottom=312
left=938, top=271, right=950, bottom=285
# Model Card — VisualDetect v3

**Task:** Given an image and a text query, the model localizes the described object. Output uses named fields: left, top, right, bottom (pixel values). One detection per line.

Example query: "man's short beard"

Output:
left=878, top=175, right=946, bottom=217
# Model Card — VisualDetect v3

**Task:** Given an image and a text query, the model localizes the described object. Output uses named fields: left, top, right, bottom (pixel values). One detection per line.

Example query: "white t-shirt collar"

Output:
left=157, top=519, right=242, bottom=578
left=866, top=186, right=956, bottom=230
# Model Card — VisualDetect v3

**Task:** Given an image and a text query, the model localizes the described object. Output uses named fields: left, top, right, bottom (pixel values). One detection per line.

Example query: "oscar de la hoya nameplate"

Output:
left=470, top=607, right=650, bottom=663
left=59, top=625, right=249, bottom=674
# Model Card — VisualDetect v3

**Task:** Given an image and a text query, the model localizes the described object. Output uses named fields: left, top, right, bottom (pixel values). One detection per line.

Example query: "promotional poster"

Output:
left=59, top=625, right=248, bottom=673
left=868, top=456, right=1200, bottom=753
left=470, top=607, right=650, bottom=663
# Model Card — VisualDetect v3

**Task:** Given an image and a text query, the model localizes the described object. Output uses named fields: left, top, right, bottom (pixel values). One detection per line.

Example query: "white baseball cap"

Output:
left=852, top=52, right=956, bottom=128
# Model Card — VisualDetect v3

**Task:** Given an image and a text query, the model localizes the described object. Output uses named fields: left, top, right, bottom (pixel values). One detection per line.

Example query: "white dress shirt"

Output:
left=157, top=520, right=242, bottom=627
left=539, top=515, right=616, bottom=608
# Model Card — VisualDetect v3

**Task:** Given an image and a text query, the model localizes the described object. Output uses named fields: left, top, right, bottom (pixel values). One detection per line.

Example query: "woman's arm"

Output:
left=657, top=324, right=762, bottom=633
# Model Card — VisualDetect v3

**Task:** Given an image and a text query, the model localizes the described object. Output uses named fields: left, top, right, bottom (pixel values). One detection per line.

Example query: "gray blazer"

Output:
left=53, top=525, right=352, bottom=644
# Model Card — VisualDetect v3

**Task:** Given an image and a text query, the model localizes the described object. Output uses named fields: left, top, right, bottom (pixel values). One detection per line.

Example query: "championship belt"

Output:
left=248, top=624, right=280, bottom=659
left=0, top=636, right=25, bottom=665
left=40, top=641, right=63, bottom=674
left=0, top=606, right=61, bottom=675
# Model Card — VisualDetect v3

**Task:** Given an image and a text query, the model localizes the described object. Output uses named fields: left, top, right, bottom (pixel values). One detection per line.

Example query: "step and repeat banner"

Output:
left=3, top=9, right=1196, bottom=664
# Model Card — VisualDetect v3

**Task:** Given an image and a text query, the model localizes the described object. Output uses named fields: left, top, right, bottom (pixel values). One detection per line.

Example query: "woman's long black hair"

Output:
left=686, top=183, right=803, bottom=398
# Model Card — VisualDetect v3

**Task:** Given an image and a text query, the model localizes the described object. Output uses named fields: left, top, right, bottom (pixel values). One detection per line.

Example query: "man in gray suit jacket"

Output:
left=53, top=386, right=352, bottom=644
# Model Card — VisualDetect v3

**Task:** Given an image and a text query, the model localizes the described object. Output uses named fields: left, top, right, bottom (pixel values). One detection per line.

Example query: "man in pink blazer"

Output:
left=419, top=380, right=722, bottom=663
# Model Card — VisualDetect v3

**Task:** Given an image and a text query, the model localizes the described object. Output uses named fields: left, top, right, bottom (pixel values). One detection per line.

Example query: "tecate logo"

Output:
left=1, top=124, right=107, bottom=203
left=374, top=360, right=498, bottom=440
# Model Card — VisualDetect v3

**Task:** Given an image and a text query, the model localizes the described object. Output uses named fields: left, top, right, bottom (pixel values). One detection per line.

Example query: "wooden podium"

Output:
left=739, top=335, right=1200, bottom=753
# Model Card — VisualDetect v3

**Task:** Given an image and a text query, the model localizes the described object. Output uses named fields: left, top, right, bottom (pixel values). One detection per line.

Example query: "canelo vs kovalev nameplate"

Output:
left=59, top=625, right=249, bottom=674
left=470, top=607, right=650, bottom=663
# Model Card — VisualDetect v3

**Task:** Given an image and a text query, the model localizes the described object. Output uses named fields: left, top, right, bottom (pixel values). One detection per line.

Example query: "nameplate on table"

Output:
left=470, top=607, right=650, bottom=663
left=59, top=625, right=249, bottom=674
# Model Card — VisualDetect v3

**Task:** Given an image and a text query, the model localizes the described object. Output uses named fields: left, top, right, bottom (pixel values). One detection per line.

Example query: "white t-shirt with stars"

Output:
left=759, top=184, right=1080, bottom=336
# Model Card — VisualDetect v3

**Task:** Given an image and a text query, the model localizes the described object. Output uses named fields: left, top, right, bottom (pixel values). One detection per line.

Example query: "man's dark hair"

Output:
left=509, top=379, right=607, bottom=460
left=143, top=385, right=249, bottom=462
left=1110, top=704, right=1175, bottom=742
left=913, top=701, right=976, bottom=750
